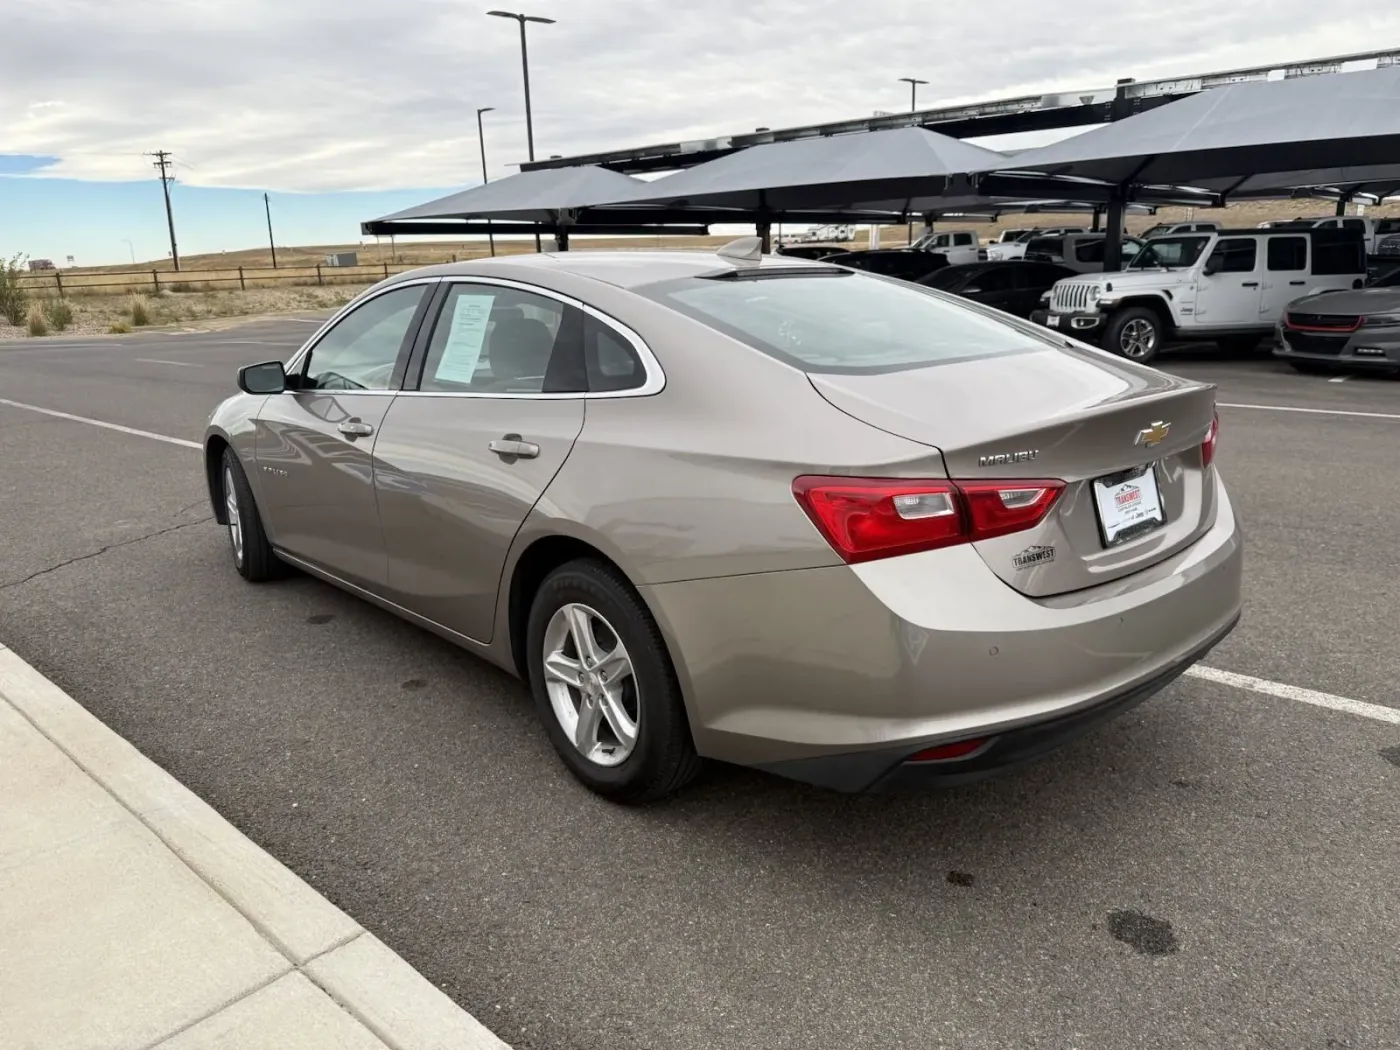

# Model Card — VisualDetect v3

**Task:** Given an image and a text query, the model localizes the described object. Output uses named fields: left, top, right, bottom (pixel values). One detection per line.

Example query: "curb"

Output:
left=0, top=642, right=509, bottom=1050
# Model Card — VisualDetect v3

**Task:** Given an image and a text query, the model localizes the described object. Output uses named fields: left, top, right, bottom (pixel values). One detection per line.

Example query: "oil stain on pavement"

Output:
left=1107, top=909, right=1179, bottom=955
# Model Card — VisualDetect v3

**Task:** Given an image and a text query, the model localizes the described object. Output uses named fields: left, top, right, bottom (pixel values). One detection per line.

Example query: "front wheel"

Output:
left=1102, top=307, right=1165, bottom=363
left=526, top=559, right=701, bottom=804
left=221, top=449, right=285, bottom=582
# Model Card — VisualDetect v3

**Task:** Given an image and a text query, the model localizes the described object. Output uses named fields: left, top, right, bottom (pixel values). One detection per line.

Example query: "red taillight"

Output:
left=792, top=475, right=1064, bottom=564
left=907, top=737, right=989, bottom=763
left=1201, top=413, right=1219, bottom=469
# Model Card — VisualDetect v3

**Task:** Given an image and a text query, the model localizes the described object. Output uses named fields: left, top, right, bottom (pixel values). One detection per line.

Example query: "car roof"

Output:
left=379, top=249, right=841, bottom=292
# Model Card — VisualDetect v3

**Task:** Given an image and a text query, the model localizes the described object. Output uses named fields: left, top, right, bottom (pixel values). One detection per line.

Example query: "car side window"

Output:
left=1207, top=238, right=1258, bottom=274
left=968, top=268, right=1014, bottom=292
left=583, top=314, right=646, bottom=393
left=1075, top=240, right=1106, bottom=264
left=301, top=285, right=427, bottom=391
left=417, top=283, right=584, bottom=395
left=953, top=232, right=975, bottom=246
left=1267, top=236, right=1307, bottom=272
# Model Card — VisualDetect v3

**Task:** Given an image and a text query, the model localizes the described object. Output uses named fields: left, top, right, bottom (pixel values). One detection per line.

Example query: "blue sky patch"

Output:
left=0, top=154, right=59, bottom=176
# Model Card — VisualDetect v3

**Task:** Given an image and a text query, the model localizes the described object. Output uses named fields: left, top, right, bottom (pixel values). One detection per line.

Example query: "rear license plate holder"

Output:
left=1092, top=463, right=1166, bottom=547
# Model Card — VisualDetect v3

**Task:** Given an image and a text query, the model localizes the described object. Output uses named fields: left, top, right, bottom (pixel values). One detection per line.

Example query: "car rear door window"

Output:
left=417, top=283, right=584, bottom=394
left=1074, top=240, right=1106, bottom=263
left=1267, top=236, right=1307, bottom=271
left=301, top=285, right=428, bottom=391
left=966, top=267, right=1013, bottom=292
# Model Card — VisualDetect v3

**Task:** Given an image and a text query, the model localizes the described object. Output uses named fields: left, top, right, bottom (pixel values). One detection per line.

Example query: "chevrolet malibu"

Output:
left=204, top=245, right=1243, bottom=803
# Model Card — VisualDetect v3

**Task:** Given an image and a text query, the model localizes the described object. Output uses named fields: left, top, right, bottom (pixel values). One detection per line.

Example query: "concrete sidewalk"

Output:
left=0, top=643, right=509, bottom=1050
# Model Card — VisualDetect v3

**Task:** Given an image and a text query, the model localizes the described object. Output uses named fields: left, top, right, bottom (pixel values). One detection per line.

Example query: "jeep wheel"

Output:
left=1103, top=307, right=1163, bottom=364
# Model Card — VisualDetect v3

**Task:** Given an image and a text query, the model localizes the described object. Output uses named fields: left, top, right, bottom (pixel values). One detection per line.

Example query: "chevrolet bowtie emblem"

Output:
left=1136, top=421, right=1172, bottom=447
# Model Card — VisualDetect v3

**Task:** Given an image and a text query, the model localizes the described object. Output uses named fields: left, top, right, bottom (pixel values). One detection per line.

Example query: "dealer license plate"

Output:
left=1046, top=314, right=1061, bottom=327
left=1092, top=464, right=1166, bottom=547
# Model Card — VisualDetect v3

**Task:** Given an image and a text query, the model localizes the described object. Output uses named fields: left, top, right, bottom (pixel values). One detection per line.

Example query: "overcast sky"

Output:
left=7, top=0, right=1399, bottom=190
left=4, top=1, right=1399, bottom=261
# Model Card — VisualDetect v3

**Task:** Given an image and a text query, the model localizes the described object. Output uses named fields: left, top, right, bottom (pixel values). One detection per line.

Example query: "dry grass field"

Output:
left=5, top=198, right=1397, bottom=340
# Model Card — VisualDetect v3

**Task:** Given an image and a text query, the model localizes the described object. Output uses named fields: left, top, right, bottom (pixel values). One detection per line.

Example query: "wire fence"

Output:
left=15, top=259, right=473, bottom=298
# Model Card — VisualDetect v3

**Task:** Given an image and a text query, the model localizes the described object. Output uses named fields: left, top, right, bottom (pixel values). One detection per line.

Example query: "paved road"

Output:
left=2, top=323, right=1398, bottom=1050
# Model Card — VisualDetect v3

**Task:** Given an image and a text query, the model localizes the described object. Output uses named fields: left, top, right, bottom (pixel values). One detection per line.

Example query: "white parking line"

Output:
left=1218, top=401, right=1400, bottom=421
left=1327, top=375, right=1352, bottom=384
left=135, top=358, right=203, bottom=367
left=0, top=398, right=201, bottom=449
left=1187, top=666, right=1400, bottom=725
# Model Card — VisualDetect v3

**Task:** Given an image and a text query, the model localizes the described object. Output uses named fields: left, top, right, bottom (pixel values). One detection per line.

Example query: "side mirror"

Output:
left=238, top=360, right=287, bottom=395
left=1202, top=258, right=1221, bottom=277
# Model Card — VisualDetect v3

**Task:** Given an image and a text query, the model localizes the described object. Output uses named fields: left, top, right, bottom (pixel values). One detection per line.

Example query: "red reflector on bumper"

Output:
left=907, top=738, right=989, bottom=763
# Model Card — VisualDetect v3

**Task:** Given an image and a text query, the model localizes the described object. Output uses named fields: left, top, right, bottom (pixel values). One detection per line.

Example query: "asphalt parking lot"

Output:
left=2, top=320, right=1398, bottom=1050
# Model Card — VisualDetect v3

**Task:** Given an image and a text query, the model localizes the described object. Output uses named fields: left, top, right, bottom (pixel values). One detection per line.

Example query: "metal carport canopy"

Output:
left=594, top=126, right=1009, bottom=212
left=985, top=64, right=1400, bottom=190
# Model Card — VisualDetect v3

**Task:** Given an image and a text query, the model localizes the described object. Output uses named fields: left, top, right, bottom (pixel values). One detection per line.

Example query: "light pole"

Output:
left=488, top=9, right=556, bottom=252
left=477, top=106, right=497, bottom=257
left=898, top=78, right=928, bottom=244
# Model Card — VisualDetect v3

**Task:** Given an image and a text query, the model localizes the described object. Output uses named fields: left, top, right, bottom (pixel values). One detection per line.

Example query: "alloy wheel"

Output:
left=1119, top=318, right=1157, bottom=359
left=224, top=467, right=244, bottom=566
left=542, top=603, right=640, bottom=767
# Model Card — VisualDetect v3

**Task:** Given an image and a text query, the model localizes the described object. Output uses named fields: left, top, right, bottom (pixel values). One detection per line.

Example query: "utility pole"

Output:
left=149, top=150, right=181, bottom=271
left=264, top=193, right=278, bottom=268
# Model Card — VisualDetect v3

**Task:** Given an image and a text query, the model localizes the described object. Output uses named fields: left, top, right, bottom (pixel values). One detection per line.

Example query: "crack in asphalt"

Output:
left=0, top=517, right=213, bottom=592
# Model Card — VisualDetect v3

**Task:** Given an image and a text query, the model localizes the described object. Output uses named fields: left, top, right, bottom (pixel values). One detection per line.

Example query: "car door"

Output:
left=1260, top=234, right=1309, bottom=320
left=371, top=278, right=598, bottom=643
left=1009, top=264, right=1067, bottom=317
left=254, top=281, right=434, bottom=588
left=1194, top=237, right=1262, bottom=326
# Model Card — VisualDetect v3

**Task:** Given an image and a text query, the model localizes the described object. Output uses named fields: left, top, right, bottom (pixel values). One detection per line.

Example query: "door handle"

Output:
left=1290, top=280, right=1306, bottom=285
left=489, top=434, right=540, bottom=460
left=337, top=419, right=374, bottom=437
left=1241, top=281, right=1259, bottom=287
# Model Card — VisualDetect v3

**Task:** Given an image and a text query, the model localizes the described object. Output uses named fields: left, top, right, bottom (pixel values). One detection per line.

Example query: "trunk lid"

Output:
left=808, top=344, right=1219, bottom=597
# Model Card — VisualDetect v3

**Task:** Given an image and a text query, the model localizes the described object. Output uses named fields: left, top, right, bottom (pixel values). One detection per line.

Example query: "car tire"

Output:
left=1102, top=307, right=1164, bottom=363
left=221, top=448, right=285, bottom=582
left=526, top=558, right=701, bottom=804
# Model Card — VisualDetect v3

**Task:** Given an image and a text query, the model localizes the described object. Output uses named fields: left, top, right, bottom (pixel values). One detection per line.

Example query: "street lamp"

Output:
left=898, top=76, right=929, bottom=113
left=477, top=106, right=497, bottom=258
left=898, top=78, right=929, bottom=243
left=488, top=9, right=556, bottom=252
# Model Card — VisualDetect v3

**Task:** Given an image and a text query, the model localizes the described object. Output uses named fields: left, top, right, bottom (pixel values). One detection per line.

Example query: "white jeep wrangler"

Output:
left=1034, top=227, right=1368, bottom=363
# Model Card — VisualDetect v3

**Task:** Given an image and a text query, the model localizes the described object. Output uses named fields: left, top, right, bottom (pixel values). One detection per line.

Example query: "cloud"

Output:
left=3, top=0, right=1398, bottom=193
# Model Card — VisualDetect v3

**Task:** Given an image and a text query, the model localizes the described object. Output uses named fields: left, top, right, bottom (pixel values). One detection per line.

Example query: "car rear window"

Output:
left=638, top=271, right=1046, bottom=374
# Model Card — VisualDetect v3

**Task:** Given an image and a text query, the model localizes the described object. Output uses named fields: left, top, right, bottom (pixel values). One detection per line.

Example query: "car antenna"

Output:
left=716, top=236, right=764, bottom=263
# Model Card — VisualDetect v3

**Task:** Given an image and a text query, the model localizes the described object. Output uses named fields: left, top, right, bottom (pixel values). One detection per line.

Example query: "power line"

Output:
left=147, top=150, right=181, bottom=271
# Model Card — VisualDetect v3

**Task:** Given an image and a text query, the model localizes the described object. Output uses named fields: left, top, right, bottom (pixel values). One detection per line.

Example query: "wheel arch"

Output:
left=1112, top=296, right=1176, bottom=332
left=204, top=433, right=232, bottom=524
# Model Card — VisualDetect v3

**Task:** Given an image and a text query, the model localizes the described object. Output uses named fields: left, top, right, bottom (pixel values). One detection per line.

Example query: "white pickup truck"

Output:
left=1032, top=226, right=1368, bottom=363
left=909, top=229, right=981, bottom=265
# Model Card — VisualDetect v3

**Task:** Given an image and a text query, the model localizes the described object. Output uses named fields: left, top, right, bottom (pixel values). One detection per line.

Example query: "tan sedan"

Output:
left=204, top=246, right=1242, bottom=802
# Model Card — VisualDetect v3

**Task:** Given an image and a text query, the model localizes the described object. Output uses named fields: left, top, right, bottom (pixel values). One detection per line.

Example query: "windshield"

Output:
left=639, top=271, right=1046, bottom=374
left=1128, top=235, right=1210, bottom=270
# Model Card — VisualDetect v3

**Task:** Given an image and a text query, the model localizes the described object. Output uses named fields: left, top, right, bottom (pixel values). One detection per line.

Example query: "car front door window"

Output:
left=302, top=285, right=427, bottom=391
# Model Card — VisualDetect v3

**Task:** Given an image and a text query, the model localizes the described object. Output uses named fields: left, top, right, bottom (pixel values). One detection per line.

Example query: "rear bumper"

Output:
left=1274, top=323, right=1400, bottom=367
left=762, top=612, right=1237, bottom=793
left=641, top=471, right=1244, bottom=777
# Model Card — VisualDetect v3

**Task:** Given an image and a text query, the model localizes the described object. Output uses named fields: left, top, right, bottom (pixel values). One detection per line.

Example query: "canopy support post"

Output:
left=1103, top=194, right=1126, bottom=271
left=1092, top=207, right=1103, bottom=232
left=757, top=221, right=772, bottom=253
left=1335, top=195, right=1350, bottom=217
left=555, top=227, right=570, bottom=251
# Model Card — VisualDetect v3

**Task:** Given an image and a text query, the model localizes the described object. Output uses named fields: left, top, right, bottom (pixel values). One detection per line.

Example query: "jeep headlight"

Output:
left=1087, top=286, right=1102, bottom=302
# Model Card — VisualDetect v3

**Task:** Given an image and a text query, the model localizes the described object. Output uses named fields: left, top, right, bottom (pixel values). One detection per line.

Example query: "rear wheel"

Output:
left=1103, top=307, right=1165, bottom=364
left=526, top=559, right=701, bottom=804
left=221, top=449, right=285, bottom=582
